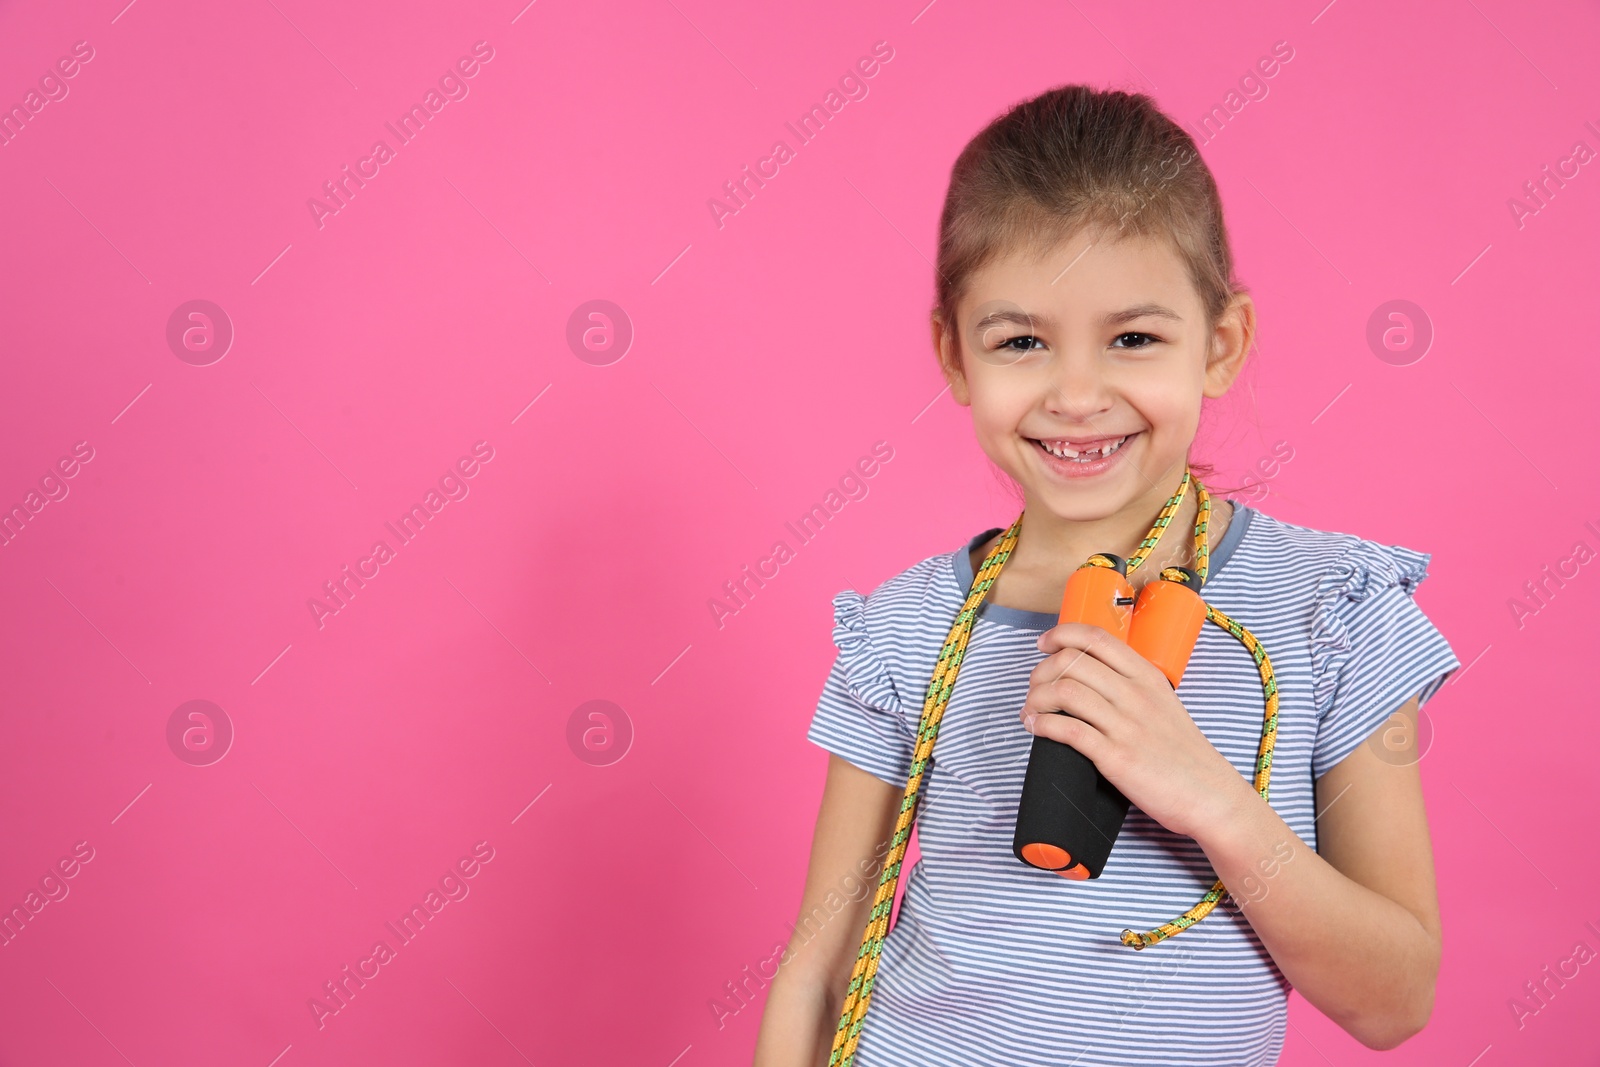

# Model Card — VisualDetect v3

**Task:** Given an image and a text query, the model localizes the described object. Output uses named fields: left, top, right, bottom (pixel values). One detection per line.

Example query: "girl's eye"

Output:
left=1111, top=332, right=1160, bottom=349
left=999, top=335, right=1044, bottom=352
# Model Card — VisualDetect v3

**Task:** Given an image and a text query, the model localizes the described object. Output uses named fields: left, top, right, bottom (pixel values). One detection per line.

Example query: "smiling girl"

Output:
left=752, top=86, right=1459, bottom=1066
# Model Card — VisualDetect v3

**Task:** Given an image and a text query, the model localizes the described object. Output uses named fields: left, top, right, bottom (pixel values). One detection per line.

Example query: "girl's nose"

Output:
left=1044, top=350, right=1114, bottom=421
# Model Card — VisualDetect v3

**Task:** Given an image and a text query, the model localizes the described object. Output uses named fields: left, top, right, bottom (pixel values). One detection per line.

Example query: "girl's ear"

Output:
left=1203, top=293, right=1256, bottom=399
left=931, top=312, right=972, bottom=406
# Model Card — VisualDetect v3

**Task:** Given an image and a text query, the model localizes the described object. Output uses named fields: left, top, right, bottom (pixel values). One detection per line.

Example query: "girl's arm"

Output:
left=753, top=753, right=903, bottom=1067
left=1194, top=696, right=1441, bottom=1050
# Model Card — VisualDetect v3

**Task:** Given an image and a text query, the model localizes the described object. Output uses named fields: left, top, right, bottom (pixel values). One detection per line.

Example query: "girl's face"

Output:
left=935, top=228, right=1254, bottom=523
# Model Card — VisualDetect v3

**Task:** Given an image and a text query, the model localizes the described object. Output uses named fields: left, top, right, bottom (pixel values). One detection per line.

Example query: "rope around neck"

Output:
left=827, top=470, right=1281, bottom=1066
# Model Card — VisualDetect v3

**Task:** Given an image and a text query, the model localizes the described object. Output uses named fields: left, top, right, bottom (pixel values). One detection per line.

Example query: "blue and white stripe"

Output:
left=806, top=503, right=1459, bottom=1066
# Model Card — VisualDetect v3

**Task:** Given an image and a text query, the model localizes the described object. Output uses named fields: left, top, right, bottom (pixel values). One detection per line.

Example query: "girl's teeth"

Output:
left=1040, top=436, right=1126, bottom=461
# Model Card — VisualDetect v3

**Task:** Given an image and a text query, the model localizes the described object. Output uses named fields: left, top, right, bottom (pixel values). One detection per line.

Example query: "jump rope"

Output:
left=828, top=469, right=1280, bottom=1066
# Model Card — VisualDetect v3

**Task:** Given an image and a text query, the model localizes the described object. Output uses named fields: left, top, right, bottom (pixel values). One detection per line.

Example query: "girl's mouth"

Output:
left=1028, top=432, right=1138, bottom=477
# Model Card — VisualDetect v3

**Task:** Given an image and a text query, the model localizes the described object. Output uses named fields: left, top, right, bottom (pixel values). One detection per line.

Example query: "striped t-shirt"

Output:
left=805, top=503, right=1459, bottom=1066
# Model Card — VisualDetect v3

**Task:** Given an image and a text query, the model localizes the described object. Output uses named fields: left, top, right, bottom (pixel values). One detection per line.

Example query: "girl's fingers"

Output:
left=1028, top=638, right=1128, bottom=704
left=1037, top=621, right=1158, bottom=681
left=1024, top=704, right=1109, bottom=763
left=1020, top=677, right=1116, bottom=732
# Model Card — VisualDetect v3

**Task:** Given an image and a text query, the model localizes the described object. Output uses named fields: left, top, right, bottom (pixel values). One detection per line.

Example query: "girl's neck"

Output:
left=976, top=471, right=1233, bottom=614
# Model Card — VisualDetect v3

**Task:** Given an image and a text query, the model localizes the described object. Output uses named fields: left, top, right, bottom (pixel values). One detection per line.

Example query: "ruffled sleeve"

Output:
left=1309, top=539, right=1460, bottom=779
left=804, top=590, right=915, bottom=787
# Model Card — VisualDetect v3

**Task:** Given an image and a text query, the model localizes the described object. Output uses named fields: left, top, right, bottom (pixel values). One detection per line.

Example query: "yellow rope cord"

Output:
left=1110, top=481, right=1279, bottom=947
left=826, top=510, right=1024, bottom=1066
left=829, top=471, right=1280, bottom=1063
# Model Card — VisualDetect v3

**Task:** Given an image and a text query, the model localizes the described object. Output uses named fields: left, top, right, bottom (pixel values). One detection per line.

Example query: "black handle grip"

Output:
left=1012, top=730, right=1129, bottom=879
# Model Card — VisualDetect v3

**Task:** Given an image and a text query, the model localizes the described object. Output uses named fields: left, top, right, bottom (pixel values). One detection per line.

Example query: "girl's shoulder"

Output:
left=1221, top=504, right=1437, bottom=606
left=1229, top=506, right=1459, bottom=777
left=823, top=546, right=971, bottom=716
left=1220, top=505, right=1459, bottom=731
left=834, top=524, right=1009, bottom=642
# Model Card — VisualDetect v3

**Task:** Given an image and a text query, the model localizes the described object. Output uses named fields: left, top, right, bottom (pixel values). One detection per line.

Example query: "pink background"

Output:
left=2, top=0, right=1597, bottom=1063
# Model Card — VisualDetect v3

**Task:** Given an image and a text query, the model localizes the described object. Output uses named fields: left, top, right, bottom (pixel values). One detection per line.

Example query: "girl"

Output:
left=752, top=86, right=1458, bottom=1066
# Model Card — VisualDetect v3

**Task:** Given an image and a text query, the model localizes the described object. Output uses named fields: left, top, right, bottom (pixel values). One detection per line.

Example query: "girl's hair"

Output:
left=934, top=84, right=1249, bottom=494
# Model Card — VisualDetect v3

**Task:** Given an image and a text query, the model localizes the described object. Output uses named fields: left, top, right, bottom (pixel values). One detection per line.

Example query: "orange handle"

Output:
left=1059, top=563, right=1134, bottom=641
left=1127, top=577, right=1207, bottom=687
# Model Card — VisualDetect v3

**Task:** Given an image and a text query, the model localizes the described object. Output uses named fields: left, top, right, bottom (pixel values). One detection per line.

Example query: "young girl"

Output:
left=752, top=86, right=1458, bottom=1066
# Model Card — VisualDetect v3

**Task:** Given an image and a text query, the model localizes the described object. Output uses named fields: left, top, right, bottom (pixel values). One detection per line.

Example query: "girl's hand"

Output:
left=1019, top=621, right=1254, bottom=841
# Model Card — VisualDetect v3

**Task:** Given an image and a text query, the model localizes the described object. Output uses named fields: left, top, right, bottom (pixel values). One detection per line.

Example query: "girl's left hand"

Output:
left=1020, top=621, right=1252, bottom=841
